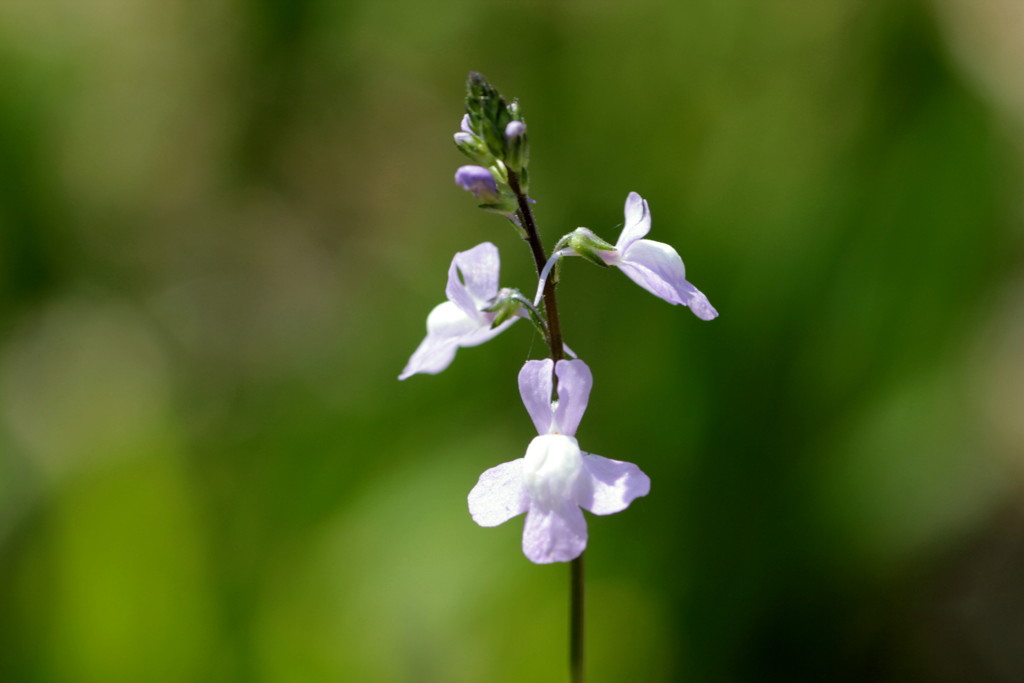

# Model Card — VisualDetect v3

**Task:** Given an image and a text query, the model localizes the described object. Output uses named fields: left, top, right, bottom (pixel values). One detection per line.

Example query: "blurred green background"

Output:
left=1, top=0, right=1023, bottom=681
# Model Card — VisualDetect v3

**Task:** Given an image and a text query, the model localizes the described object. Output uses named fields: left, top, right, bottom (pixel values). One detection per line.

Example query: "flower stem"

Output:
left=507, top=169, right=583, bottom=683
left=507, top=171, right=564, bottom=363
left=570, top=555, right=585, bottom=683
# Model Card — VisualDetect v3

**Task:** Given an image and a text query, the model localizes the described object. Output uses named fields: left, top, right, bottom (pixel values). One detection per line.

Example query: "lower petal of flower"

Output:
left=675, top=280, right=719, bottom=320
left=522, top=502, right=588, bottom=564
left=398, top=302, right=480, bottom=379
left=618, top=240, right=688, bottom=305
left=398, top=334, right=461, bottom=380
left=620, top=240, right=718, bottom=319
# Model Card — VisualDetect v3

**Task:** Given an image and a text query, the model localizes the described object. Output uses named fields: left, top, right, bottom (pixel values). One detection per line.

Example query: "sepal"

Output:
left=484, top=288, right=525, bottom=327
left=482, top=288, right=549, bottom=339
left=567, top=227, right=616, bottom=267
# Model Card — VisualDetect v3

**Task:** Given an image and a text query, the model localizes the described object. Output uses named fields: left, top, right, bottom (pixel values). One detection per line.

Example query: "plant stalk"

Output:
left=507, top=169, right=583, bottom=683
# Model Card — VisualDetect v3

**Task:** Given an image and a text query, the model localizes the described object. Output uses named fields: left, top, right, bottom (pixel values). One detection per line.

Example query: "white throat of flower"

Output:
left=523, top=434, right=583, bottom=510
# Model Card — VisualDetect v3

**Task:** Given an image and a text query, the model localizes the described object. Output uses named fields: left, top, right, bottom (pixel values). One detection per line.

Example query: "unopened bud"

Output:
left=455, top=165, right=500, bottom=203
left=454, top=131, right=492, bottom=165
left=505, top=121, right=526, bottom=139
left=464, top=71, right=515, bottom=161
left=504, top=120, right=529, bottom=173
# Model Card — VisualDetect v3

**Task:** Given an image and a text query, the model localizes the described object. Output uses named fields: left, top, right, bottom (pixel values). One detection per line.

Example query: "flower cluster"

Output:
left=400, top=73, right=717, bottom=564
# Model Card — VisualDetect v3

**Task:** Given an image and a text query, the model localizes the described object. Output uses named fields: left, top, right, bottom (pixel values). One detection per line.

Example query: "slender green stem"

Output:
left=507, top=169, right=583, bottom=683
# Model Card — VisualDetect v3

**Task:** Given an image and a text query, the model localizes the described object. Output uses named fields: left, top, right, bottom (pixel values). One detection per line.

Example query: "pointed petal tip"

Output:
left=687, top=291, right=719, bottom=321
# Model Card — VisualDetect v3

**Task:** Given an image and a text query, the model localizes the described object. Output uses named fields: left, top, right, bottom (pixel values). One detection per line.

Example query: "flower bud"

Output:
left=455, top=165, right=500, bottom=203
left=454, top=131, right=492, bottom=165
left=504, top=120, right=529, bottom=174
left=464, top=71, right=516, bottom=161
left=505, top=121, right=526, bottom=139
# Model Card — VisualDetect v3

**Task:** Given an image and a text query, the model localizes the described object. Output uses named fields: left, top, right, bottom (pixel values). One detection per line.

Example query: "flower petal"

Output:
left=457, top=317, right=517, bottom=348
left=521, top=502, right=588, bottom=564
left=616, top=191, right=651, bottom=252
left=619, top=239, right=718, bottom=318
left=445, top=242, right=500, bottom=318
left=518, top=359, right=555, bottom=434
left=469, top=459, right=529, bottom=527
left=618, top=239, right=687, bottom=304
left=577, top=454, right=651, bottom=515
left=553, top=359, right=592, bottom=436
left=673, top=279, right=719, bottom=320
left=398, top=301, right=480, bottom=379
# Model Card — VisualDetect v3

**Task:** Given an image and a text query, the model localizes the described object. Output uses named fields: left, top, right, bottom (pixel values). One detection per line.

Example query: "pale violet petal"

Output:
left=468, top=459, right=528, bottom=527
left=457, top=317, right=517, bottom=348
left=675, top=279, right=719, bottom=320
left=618, top=239, right=688, bottom=305
left=598, top=248, right=623, bottom=267
left=553, top=359, right=592, bottom=436
left=576, top=454, right=651, bottom=515
left=458, top=242, right=501, bottom=302
left=445, top=244, right=495, bottom=319
left=460, top=114, right=473, bottom=134
left=616, top=191, right=651, bottom=252
left=444, top=253, right=479, bottom=319
left=518, top=359, right=555, bottom=434
left=398, top=302, right=480, bottom=380
left=521, top=502, right=588, bottom=564
left=398, top=336, right=459, bottom=380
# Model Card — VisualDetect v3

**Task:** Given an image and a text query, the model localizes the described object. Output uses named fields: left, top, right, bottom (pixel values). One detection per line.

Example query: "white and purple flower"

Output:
left=399, top=242, right=517, bottom=380
left=468, top=359, right=650, bottom=564
left=600, top=192, right=718, bottom=320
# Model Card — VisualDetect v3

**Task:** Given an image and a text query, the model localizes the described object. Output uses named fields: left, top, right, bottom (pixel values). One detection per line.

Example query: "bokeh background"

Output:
left=2, top=0, right=1024, bottom=681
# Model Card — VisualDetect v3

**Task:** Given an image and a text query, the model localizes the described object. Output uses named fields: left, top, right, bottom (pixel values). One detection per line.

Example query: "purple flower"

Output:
left=454, top=165, right=500, bottom=203
left=468, top=359, right=650, bottom=564
left=599, top=192, right=718, bottom=320
left=399, top=242, right=517, bottom=380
